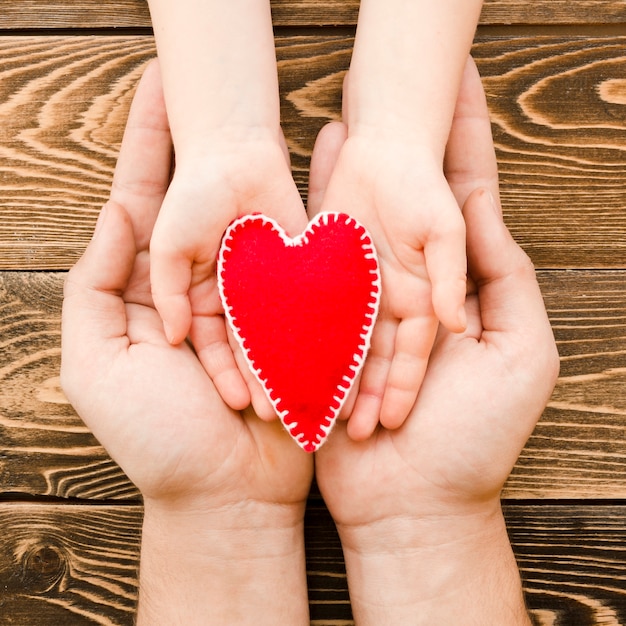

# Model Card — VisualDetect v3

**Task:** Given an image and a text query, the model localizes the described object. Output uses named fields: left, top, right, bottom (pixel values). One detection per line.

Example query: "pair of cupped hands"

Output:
left=60, top=56, right=557, bottom=575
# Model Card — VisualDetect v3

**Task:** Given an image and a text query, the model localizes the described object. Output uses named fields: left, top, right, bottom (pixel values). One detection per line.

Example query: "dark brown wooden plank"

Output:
left=0, top=36, right=626, bottom=269
left=1, top=502, right=625, bottom=625
left=0, top=0, right=351, bottom=29
left=507, top=270, right=626, bottom=498
left=3, top=34, right=626, bottom=269
left=505, top=504, right=626, bottom=625
left=0, top=34, right=354, bottom=269
left=0, top=36, right=154, bottom=270
left=473, top=33, right=626, bottom=267
left=307, top=499, right=626, bottom=625
left=0, top=0, right=625, bottom=29
left=0, top=272, right=140, bottom=500
left=1, top=270, right=625, bottom=500
left=0, top=503, right=141, bottom=625
left=0, top=0, right=152, bottom=30
left=481, top=1, right=626, bottom=25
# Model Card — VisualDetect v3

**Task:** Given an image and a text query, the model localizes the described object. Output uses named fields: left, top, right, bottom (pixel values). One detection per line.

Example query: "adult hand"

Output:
left=310, top=57, right=559, bottom=625
left=61, top=60, right=313, bottom=625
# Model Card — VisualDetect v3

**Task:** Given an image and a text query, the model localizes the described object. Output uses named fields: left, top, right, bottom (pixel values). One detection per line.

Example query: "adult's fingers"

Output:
left=464, top=187, right=560, bottom=409
left=307, top=121, right=348, bottom=217
left=61, top=203, right=136, bottom=395
left=444, top=57, right=500, bottom=214
left=464, top=188, right=554, bottom=348
left=110, top=59, right=173, bottom=252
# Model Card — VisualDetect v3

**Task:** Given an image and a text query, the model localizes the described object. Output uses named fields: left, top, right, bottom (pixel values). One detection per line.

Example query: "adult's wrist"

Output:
left=337, top=502, right=530, bottom=625
left=137, top=498, right=309, bottom=625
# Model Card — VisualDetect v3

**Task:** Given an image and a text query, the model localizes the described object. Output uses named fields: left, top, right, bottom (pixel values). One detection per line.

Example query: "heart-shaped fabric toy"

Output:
left=217, top=212, right=380, bottom=452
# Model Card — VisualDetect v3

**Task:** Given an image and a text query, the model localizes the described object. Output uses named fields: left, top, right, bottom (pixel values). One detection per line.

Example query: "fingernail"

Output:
left=163, top=322, right=176, bottom=345
left=93, top=204, right=108, bottom=238
left=486, top=189, right=501, bottom=217
left=458, top=305, right=467, bottom=332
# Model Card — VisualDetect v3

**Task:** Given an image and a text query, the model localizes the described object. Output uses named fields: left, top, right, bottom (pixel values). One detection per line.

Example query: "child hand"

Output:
left=149, top=133, right=307, bottom=418
left=318, top=134, right=467, bottom=440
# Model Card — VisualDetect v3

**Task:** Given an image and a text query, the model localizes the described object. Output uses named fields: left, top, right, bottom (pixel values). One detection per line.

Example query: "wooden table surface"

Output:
left=1, top=1, right=626, bottom=623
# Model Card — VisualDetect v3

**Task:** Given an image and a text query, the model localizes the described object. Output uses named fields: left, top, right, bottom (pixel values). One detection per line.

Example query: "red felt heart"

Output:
left=217, top=212, right=380, bottom=452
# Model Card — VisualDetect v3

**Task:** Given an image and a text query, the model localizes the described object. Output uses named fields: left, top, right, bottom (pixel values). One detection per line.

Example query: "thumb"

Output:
left=61, top=203, right=135, bottom=394
left=308, top=121, right=348, bottom=217
left=65, top=202, right=136, bottom=300
left=464, top=188, right=550, bottom=337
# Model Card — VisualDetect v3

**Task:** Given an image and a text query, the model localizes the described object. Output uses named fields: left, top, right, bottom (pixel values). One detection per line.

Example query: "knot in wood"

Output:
left=21, top=544, right=66, bottom=594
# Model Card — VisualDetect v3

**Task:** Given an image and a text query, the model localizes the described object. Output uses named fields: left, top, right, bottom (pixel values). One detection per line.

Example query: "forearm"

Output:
left=348, top=0, right=483, bottom=154
left=339, top=504, right=530, bottom=625
left=147, top=0, right=280, bottom=156
left=137, top=500, right=309, bottom=625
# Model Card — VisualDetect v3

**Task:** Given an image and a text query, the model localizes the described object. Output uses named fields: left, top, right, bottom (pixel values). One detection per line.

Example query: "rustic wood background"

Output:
left=1, top=1, right=626, bottom=623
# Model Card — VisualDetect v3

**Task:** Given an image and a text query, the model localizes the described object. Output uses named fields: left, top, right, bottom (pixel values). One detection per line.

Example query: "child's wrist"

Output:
left=172, top=123, right=284, bottom=162
left=166, top=122, right=289, bottom=173
left=346, top=111, right=447, bottom=157
left=336, top=498, right=502, bottom=557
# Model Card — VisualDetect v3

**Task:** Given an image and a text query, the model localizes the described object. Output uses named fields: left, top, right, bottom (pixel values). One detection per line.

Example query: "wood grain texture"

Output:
left=1, top=1, right=624, bottom=624
left=0, top=503, right=141, bottom=625
left=0, top=34, right=353, bottom=269
left=0, top=0, right=153, bottom=30
left=481, top=1, right=626, bottom=25
left=1, top=270, right=625, bottom=500
left=1, top=501, right=625, bottom=625
left=0, top=272, right=139, bottom=500
left=3, top=34, right=626, bottom=268
left=0, top=0, right=625, bottom=28
left=508, top=270, right=626, bottom=498
left=474, top=33, right=626, bottom=267
left=505, top=504, right=626, bottom=626
left=0, top=36, right=154, bottom=269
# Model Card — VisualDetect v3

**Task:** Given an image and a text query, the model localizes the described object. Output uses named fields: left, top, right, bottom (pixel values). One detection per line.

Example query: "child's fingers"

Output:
left=227, top=328, right=277, bottom=421
left=338, top=372, right=360, bottom=420
left=424, top=208, right=468, bottom=333
left=149, top=241, right=193, bottom=345
left=379, top=314, right=438, bottom=431
left=190, top=315, right=251, bottom=411
left=345, top=316, right=396, bottom=441
left=346, top=394, right=382, bottom=442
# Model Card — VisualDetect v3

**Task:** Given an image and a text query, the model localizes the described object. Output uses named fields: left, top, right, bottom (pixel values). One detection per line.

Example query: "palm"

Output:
left=311, top=57, right=558, bottom=529
left=316, top=278, right=549, bottom=527
left=79, top=279, right=311, bottom=506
